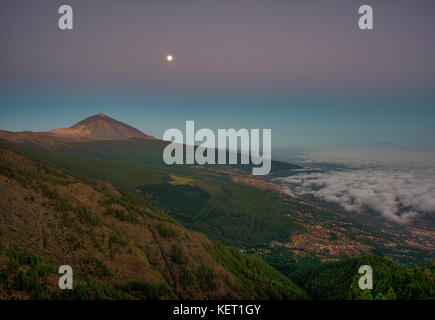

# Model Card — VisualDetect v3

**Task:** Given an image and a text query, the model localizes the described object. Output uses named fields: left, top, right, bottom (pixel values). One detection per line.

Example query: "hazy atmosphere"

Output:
left=0, top=0, right=434, bottom=304
left=1, top=0, right=435, bottom=146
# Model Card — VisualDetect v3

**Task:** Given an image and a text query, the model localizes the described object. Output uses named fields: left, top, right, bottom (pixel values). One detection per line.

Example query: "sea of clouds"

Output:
left=279, top=147, right=435, bottom=224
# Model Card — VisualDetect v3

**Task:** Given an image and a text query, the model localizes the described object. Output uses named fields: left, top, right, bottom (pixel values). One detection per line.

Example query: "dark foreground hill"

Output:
left=0, top=145, right=307, bottom=300
left=0, top=142, right=433, bottom=300
left=288, top=256, right=434, bottom=300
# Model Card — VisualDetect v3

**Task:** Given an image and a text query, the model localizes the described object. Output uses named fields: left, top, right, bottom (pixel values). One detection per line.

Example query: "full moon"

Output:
left=166, top=55, right=174, bottom=62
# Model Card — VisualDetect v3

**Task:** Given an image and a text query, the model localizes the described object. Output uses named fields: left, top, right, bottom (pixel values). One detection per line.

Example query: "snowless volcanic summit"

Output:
left=50, top=113, right=155, bottom=140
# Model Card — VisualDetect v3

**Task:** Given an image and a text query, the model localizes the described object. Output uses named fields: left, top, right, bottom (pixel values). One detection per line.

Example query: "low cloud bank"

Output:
left=280, top=147, right=435, bottom=224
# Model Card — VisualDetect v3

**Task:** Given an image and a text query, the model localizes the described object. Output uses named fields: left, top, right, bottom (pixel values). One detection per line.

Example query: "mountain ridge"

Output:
left=0, top=144, right=307, bottom=299
left=0, top=113, right=156, bottom=144
left=52, top=113, right=155, bottom=140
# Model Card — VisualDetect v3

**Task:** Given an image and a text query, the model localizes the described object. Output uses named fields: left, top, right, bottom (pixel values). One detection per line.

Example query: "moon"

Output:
left=166, top=55, right=174, bottom=62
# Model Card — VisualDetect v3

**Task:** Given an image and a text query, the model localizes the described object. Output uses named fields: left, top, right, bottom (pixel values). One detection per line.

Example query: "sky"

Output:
left=1, top=0, right=435, bottom=147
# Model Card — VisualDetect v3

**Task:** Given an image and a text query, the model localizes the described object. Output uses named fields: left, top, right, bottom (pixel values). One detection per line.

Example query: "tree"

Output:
left=384, top=287, right=397, bottom=300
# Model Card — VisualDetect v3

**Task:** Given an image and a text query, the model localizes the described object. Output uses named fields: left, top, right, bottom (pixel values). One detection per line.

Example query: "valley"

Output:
left=0, top=144, right=307, bottom=299
left=0, top=113, right=433, bottom=300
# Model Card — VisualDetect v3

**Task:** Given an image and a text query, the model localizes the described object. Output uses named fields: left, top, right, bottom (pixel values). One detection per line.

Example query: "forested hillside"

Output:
left=1, top=141, right=433, bottom=300
left=288, top=256, right=434, bottom=300
left=0, top=145, right=307, bottom=300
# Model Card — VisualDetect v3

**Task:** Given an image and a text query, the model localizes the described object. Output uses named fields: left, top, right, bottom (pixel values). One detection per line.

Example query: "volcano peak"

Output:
left=49, top=113, right=155, bottom=141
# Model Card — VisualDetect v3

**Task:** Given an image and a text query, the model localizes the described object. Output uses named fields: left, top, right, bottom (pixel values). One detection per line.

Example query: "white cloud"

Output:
left=279, top=147, right=435, bottom=224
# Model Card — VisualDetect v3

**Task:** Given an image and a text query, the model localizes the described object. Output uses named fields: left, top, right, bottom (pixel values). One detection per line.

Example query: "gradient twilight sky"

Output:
left=1, top=0, right=435, bottom=147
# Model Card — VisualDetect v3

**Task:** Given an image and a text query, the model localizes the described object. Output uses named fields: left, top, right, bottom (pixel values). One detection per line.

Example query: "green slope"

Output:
left=5, top=141, right=306, bottom=248
left=0, top=145, right=308, bottom=300
left=288, top=256, right=434, bottom=300
left=1, top=142, right=433, bottom=300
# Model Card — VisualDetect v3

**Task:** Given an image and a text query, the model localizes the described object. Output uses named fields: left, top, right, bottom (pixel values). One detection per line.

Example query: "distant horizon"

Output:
left=1, top=92, right=435, bottom=148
